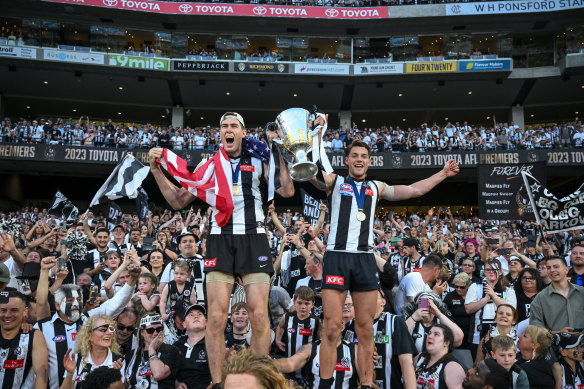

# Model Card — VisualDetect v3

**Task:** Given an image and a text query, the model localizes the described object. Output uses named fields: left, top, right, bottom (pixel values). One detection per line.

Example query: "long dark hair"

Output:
left=484, top=258, right=510, bottom=291
left=514, top=267, right=544, bottom=296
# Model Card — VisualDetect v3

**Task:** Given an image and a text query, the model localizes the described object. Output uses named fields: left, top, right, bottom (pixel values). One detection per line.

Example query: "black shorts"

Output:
left=205, top=234, right=273, bottom=275
left=322, top=251, right=380, bottom=292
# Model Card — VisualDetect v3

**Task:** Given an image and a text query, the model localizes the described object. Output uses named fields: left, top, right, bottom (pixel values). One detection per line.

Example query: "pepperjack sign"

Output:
left=522, top=172, right=584, bottom=233
left=477, top=162, right=546, bottom=220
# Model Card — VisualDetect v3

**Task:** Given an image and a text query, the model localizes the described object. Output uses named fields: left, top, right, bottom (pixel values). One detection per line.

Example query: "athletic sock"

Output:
left=319, top=377, right=335, bottom=389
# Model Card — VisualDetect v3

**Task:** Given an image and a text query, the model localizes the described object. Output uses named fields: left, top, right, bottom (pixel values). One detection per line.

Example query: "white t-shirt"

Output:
left=394, top=271, right=430, bottom=315
left=5, top=256, right=23, bottom=289
left=465, top=283, right=517, bottom=344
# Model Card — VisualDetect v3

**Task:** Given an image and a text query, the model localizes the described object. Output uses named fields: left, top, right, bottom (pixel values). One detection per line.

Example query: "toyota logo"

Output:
left=102, top=0, right=118, bottom=6
left=253, top=6, right=267, bottom=15
left=325, top=8, right=339, bottom=17
left=179, top=4, right=193, bottom=13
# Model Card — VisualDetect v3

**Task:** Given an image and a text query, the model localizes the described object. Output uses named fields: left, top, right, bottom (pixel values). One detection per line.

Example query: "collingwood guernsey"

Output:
left=210, top=155, right=266, bottom=235
left=327, top=176, right=379, bottom=252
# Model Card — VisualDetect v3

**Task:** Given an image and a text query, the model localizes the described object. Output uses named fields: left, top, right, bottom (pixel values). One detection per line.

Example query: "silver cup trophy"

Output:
left=275, top=108, right=318, bottom=181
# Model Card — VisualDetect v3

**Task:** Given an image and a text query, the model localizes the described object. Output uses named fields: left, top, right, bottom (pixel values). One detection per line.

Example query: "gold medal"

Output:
left=356, top=210, right=366, bottom=222
left=233, top=185, right=241, bottom=195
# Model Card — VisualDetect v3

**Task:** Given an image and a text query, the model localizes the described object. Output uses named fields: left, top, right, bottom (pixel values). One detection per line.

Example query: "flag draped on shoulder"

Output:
left=522, top=171, right=584, bottom=233
left=159, top=148, right=234, bottom=227
left=48, top=190, right=79, bottom=221
left=89, top=154, right=149, bottom=207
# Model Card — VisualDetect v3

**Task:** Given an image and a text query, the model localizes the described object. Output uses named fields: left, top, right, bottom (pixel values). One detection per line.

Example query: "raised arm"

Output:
left=79, top=213, right=97, bottom=248
left=0, top=232, right=26, bottom=267
left=268, top=202, right=286, bottom=234
left=380, top=160, right=459, bottom=202
left=313, top=201, right=327, bottom=235
left=149, top=148, right=196, bottom=210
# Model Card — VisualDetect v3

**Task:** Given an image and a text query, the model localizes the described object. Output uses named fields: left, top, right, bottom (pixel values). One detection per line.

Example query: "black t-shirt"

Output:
left=515, top=290, right=536, bottom=323
left=126, top=344, right=179, bottom=389
left=284, top=245, right=306, bottom=297
left=224, top=333, right=249, bottom=350
left=567, top=267, right=584, bottom=286
left=174, top=336, right=212, bottom=389
left=159, top=133, right=170, bottom=145
left=443, top=290, right=472, bottom=348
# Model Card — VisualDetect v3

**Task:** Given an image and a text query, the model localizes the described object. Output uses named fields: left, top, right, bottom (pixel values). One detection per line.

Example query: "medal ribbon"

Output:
left=231, top=159, right=242, bottom=192
left=347, top=177, right=366, bottom=216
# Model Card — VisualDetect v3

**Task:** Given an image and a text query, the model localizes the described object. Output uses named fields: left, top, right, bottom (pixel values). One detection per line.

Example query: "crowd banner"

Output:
left=446, top=0, right=584, bottom=16
left=107, top=201, right=123, bottom=231
left=48, top=190, right=79, bottom=221
left=477, top=162, right=546, bottom=220
left=522, top=172, right=584, bottom=233
left=300, top=188, right=329, bottom=226
left=41, top=0, right=389, bottom=19
left=1, top=145, right=584, bottom=170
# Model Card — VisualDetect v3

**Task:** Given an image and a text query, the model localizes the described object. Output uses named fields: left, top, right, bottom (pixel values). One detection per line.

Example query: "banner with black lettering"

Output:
left=522, top=172, right=584, bottom=233
left=106, top=201, right=123, bottom=231
left=478, top=162, right=546, bottom=220
left=300, top=188, right=329, bottom=226
left=135, top=187, right=149, bottom=222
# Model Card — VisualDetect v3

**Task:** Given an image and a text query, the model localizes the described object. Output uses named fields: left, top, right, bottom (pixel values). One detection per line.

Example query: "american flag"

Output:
left=159, top=148, right=234, bottom=227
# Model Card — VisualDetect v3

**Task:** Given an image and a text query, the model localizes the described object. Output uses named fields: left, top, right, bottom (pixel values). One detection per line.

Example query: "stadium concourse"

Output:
left=1, top=0, right=584, bottom=388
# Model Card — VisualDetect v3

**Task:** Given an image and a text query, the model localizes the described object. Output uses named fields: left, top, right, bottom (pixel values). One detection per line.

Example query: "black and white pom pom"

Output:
left=0, top=217, right=23, bottom=236
left=65, top=231, right=89, bottom=261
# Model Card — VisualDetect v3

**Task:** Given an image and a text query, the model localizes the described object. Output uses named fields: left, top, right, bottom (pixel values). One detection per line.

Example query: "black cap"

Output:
left=553, top=333, right=584, bottom=350
left=176, top=230, right=199, bottom=244
left=402, top=238, right=418, bottom=247
left=184, top=304, right=207, bottom=320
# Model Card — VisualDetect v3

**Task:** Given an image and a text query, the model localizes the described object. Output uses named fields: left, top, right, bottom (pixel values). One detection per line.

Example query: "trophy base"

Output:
left=290, top=161, right=318, bottom=182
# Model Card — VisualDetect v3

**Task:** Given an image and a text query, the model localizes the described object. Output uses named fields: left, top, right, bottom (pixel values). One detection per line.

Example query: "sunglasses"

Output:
left=93, top=325, right=116, bottom=333
left=117, top=324, right=135, bottom=332
left=454, top=285, right=467, bottom=289
left=144, top=326, right=164, bottom=334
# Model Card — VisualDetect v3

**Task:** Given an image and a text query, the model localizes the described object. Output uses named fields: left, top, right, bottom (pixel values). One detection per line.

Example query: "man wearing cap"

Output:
left=553, top=332, right=584, bottom=387
left=159, top=230, right=205, bottom=306
left=0, top=262, right=15, bottom=291
left=31, top=119, right=44, bottom=143
left=149, top=112, right=294, bottom=386
left=174, top=304, right=212, bottom=389
left=307, top=135, right=458, bottom=389
left=402, top=237, right=425, bottom=277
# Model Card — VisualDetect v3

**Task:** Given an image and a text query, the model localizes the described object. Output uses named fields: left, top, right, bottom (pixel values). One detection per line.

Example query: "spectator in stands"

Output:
left=529, top=255, right=584, bottom=333
left=516, top=325, right=555, bottom=389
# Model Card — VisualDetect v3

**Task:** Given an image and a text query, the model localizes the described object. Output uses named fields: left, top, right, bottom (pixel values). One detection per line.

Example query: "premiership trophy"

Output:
left=275, top=108, right=318, bottom=181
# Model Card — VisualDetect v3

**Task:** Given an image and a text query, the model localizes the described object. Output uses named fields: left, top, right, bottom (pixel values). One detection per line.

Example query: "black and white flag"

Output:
left=522, top=172, right=584, bottom=233
left=106, top=201, right=123, bottom=231
left=48, top=190, right=79, bottom=221
left=89, top=154, right=149, bottom=207
left=135, top=187, right=150, bottom=222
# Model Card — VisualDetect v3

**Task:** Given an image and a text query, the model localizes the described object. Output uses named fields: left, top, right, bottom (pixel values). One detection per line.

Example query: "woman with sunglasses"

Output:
left=443, top=272, right=473, bottom=349
left=464, top=258, right=516, bottom=359
left=61, top=314, right=124, bottom=388
left=514, top=268, right=545, bottom=323
left=124, top=314, right=179, bottom=389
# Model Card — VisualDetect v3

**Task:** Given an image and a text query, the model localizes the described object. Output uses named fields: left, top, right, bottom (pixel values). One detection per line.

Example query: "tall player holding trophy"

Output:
left=274, top=109, right=459, bottom=389
left=149, top=112, right=294, bottom=387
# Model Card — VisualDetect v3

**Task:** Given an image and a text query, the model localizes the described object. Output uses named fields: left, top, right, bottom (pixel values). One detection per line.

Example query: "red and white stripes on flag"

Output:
left=159, top=148, right=234, bottom=227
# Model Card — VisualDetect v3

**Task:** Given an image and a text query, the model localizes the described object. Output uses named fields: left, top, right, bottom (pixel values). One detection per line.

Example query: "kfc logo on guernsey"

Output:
left=326, top=275, right=344, bottom=285
left=204, top=258, right=217, bottom=268
left=298, top=328, right=313, bottom=336
left=239, top=165, right=255, bottom=172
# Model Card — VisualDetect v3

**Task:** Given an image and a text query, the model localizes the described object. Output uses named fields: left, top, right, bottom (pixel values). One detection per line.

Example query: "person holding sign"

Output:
left=310, top=136, right=459, bottom=389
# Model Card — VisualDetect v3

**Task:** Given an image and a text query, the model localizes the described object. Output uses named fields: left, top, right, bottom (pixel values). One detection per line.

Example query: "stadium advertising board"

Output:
left=446, top=0, right=584, bottom=15
left=0, top=46, right=37, bottom=59
left=405, top=62, right=457, bottom=73
left=294, top=64, right=350, bottom=75
left=477, top=162, right=546, bottom=220
left=41, top=0, right=389, bottom=19
left=43, top=49, right=105, bottom=65
left=459, top=59, right=512, bottom=72
left=2, top=145, right=583, bottom=171
left=109, top=54, right=169, bottom=70
left=354, top=63, right=404, bottom=75
left=173, top=60, right=229, bottom=71
left=235, top=62, right=289, bottom=73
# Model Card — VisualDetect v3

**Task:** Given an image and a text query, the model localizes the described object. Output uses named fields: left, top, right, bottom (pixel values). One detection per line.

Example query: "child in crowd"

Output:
left=490, top=335, right=529, bottom=389
left=132, top=272, right=160, bottom=312
left=275, top=286, right=319, bottom=357
left=159, top=260, right=196, bottom=320
left=553, top=332, right=584, bottom=389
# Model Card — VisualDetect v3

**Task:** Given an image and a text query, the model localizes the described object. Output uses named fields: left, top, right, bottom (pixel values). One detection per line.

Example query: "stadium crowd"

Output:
left=0, top=197, right=583, bottom=388
left=1, top=115, right=584, bottom=152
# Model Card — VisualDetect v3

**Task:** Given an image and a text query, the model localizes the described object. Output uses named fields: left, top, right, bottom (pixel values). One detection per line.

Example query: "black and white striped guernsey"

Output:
left=210, top=155, right=266, bottom=235
left=282, top=312, right=319, bottom=358
left=0, top=330, right=36, bottom=389
left=326, top=175, right=379, bottom=252
left=308, top=340, right=356, bottom=389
